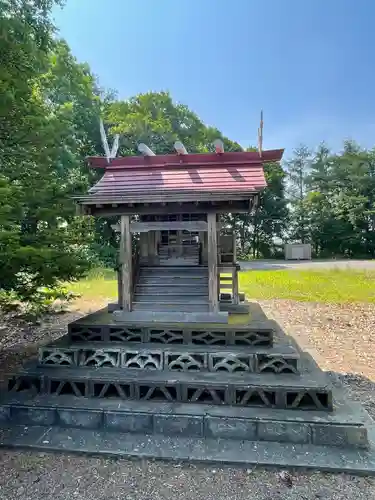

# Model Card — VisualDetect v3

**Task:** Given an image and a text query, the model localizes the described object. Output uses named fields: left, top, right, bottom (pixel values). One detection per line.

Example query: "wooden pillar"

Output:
left=232, top=267, right=239, bottom=304
left=139, top=232, right=148, bottom=263
left=232, top=231, right=237, bottom=263
left=154, top=230, right=160, bottom=254
left=120, top=215, right=132, bottom=311
left=207, top=212, right=219, bottom=312
left=117, top=267, right=123, bottom=307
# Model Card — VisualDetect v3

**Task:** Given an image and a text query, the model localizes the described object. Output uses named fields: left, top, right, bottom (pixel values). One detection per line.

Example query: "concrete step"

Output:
left=1, top=422, right=374, bottom=474
left=39, top=341, right=300, bottom=374
left=0, top=390, right=370, bottom=452
left=111, top=310, right=229, bottom=324
left=132, top=303, right=210, bottom=313
left=7, top=364, right=332, bottom=411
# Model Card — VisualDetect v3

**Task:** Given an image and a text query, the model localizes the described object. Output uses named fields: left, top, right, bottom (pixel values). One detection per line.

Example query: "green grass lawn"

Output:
left=68, top=268, right=375, bottom=304
left=239, top=269, right=375, bottom=303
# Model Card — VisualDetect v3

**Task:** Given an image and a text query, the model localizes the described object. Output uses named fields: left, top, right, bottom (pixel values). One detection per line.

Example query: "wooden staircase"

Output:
left=133, top=265, right=209, bottom=312
left=159, top=243, right=199, bottom=266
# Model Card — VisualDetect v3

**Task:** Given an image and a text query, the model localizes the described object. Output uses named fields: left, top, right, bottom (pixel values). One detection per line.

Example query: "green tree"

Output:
left=107, top=91, right=243, bottom=155
left=251, top=162, right=289, bottom=258
left=0, top=3, right=98, bottom=302
left=286, top=145, right=311, bottom=244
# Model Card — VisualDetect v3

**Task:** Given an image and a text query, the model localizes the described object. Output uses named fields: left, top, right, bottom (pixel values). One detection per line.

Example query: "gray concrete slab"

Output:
left=112, top=310, right=229, bottom=324
left=239, top=259, right=375, bottom=271
left=1, top=424, right=375, bottom=475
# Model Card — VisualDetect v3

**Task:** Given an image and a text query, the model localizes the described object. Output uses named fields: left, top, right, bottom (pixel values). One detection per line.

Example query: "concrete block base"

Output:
left=0, top=424, right=374, bottom=475
left=112, top=310, right=229, bottom=324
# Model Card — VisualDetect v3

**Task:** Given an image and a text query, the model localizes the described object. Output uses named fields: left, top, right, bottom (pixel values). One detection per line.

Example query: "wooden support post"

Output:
left=232, top=267, right=239, bottom=305
left=148, top=231, right=155, bottom=258
left=120, top=215, right=132, bottom=311
left=117, top=266, right=123, bottom=308
left=207, top=212, right=219, bottom=312
left=232, top=231, right=237, bottom=263
left=139, top=232, right=148, bottom=260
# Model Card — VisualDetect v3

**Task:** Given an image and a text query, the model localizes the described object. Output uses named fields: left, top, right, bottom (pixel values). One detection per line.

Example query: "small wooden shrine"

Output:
left=76, top=141, right=283, bottom=322
left=1, top=122, right=374, bottom=475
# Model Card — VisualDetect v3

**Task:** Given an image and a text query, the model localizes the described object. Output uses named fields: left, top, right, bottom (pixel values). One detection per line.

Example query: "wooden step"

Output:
left=133, top=295, right=209, bottom=304
left=138, top=278, right=208, bottom=286
left=132, top=303, right=210, bottom=312
left=136, top=286, right=208, bottom=295
left=140, top=270, right=207, bottom=277
left=140, top=266, right=207, bottom=272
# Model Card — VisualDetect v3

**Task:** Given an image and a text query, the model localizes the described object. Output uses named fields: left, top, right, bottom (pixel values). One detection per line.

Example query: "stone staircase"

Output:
left=133, top=265, right=209, bottom=312
left=0, top=309, right=374, bottom=473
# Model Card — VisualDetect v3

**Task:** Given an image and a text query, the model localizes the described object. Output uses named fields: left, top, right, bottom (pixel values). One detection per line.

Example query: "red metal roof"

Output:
left=86, top=149, right=284, bottom=199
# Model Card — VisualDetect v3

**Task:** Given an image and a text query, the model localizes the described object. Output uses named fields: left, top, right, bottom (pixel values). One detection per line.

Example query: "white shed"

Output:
left=284, top=243, right=312, bottom=260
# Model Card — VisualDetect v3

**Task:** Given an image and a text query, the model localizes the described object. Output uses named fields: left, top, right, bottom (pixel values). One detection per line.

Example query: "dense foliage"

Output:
left=287, top=142, right=375, bottom=258
left=1, top=1, right=375, bottom=307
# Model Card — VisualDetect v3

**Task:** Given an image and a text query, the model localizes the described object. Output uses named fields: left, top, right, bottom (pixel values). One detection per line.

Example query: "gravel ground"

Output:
left=0, top=453, right=374, bottom=500
left=0, top=299, right=375, bottom=499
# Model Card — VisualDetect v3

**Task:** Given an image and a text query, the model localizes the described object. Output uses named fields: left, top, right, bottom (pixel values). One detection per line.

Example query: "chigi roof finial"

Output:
left=100, top=118, right=120, bottom=163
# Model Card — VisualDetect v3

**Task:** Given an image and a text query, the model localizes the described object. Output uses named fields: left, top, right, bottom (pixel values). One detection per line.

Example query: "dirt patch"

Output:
left=0, top=298, right=106, bottom=381
left=259, top=300, right=375, bottom=419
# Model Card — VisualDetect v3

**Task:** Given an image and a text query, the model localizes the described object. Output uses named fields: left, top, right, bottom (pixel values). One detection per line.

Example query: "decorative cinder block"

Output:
left=312, top=424, right=369, bottom=449
left=123, top=350, right=163, bottom=370
left=257, top=421, right=311, bottom=444
left=39, top=348, right=77, bottom=366
left=205, top=416, right=257, bottom=440
left=11, top=407, right=56, bottom=426
left=80, top=349, right=120, bottom=368
left=208, top=353, right=254, bottom=373
left=58, top=409, right=102, bottom=429
left=256, top=355, right=299, bottom=374
left=154, top=414, right=204, bottom=437
left=104, top=412, right=153, bottom=433
left=165, top=352, right=207, bottom=372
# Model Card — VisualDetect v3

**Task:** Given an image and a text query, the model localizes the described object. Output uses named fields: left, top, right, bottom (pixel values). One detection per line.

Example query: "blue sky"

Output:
left=53, top=0, right=375, bottom=155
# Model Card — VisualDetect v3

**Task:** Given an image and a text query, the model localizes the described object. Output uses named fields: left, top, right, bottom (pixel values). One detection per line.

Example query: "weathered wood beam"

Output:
left=120, top=215, right=132, bottom=312
left=84, top=199, right=252, bottom=217
left=130, top=221, right=209, bottom=232
left=207, top=212, right=219, bottom=312
left=111, top=221, right=223, bottom=233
